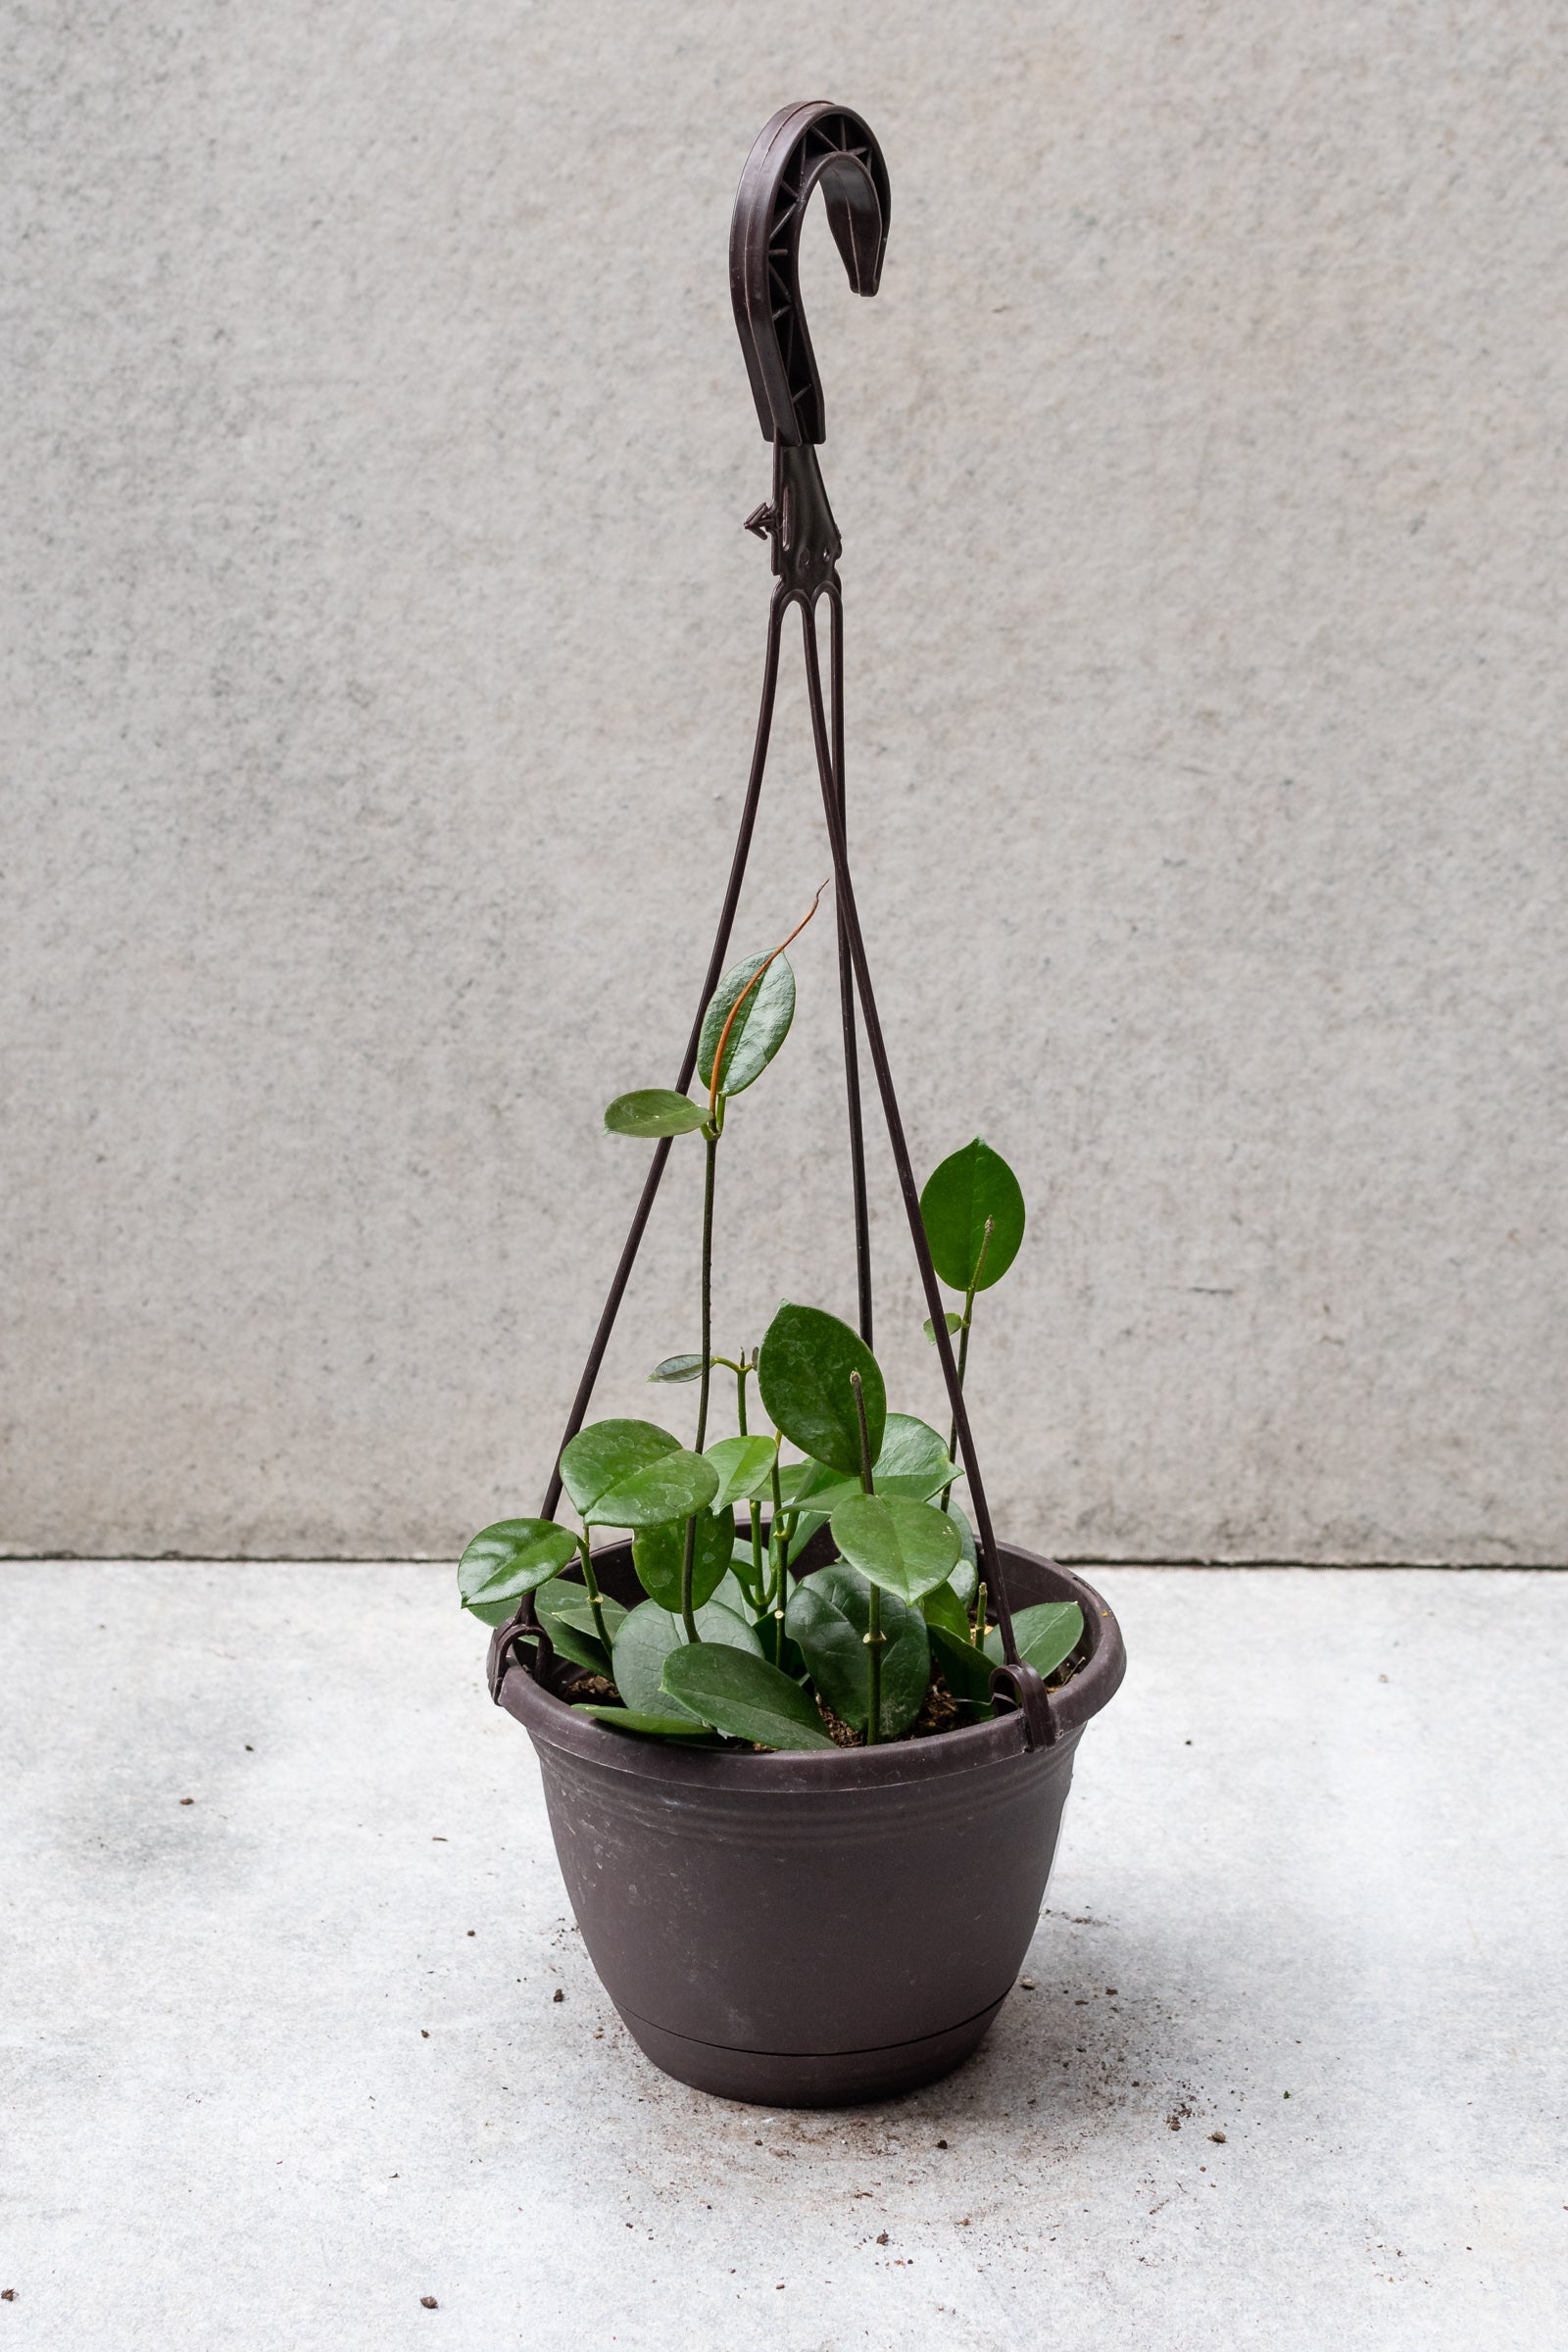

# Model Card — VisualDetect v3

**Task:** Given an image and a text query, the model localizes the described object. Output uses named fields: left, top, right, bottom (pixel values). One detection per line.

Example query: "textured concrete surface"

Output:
left=3, top=1563, right=1564, bottom=2348
left=5, top=4, right=1566, bottom=1561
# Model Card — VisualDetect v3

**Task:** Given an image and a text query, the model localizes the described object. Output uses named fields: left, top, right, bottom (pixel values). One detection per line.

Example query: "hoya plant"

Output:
left=459, top=906, right=1085, bottom=1750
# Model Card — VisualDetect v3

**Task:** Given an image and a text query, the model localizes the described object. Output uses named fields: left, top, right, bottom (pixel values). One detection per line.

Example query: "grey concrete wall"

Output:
left=5, top=2, right=1564, bottom=1562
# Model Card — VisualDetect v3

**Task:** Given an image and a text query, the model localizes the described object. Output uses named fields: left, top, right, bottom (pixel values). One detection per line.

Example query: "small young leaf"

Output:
left=923, top=1312, right=964, bottom=1343
left=758, top=1303, right=886, bottom=1479
left=648, top=1353, right=704, bottom=1383
left=1012, top=1600, right=1084, bottom=1680
left=458, top=1519, right=579, bottom=1614
left=560, top=1419, right=719, bottom=1529
left=927, top=1622, right=996, bottom=1706
left=605, top=1090, right=708, bottom=1139
left=612, top=1597, right=761, bottom=1720
left=919, top=1139, right=1026, bottom=1293
left=697, top=952, right=797, bottom=1099
left=572, top=1705, right=719, bottom=1741
left=830, top=1493, right=961, bottom=1605
left=705, top=1433, right=778, bottom=1513
left=660, top=1644, right=838, bottom=1750
left=785, top=1562, right=930, bottom=1740
left=630, top=1506, right=735, bottom=1612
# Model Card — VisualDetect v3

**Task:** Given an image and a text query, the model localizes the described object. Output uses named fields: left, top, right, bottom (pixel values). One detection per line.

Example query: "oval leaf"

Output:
left=758, top=1303, right=886, bottom=1479
left=923, top=1311, right=964, bottom=1344
left=648, top=1353, right=704, bottom=1383
left=1013, top=1600, right=1085, bottom=1680
left=560, top=1419, right=719, bottom=1529
left=919, top=1138, right=1026, bottom=1293
left=920, top=1579, right=973, bottom=1642
left=458, top=1518, right=578, bottom=1613
left=830, top=1493, right=961, bottom=1604
left=697, top=952, right=796, bottom=1099
left=604, top=1090, right=707, bottom=1139
left=705, top=1434, right=777, bottom=1512
left=785, top=1561, right=930, bottom=1740
left=612, top=1596, right=761, bottom=1720
left=572, top=1705, right=719, bottom=1741
left=660, top=1643, right=837, bottom=1750
left=630, top=1505, right=735, bottom=1612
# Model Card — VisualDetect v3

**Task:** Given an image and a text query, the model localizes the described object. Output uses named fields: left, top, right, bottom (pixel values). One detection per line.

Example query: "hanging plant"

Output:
left=466, top=100, right=1125, bottom=2109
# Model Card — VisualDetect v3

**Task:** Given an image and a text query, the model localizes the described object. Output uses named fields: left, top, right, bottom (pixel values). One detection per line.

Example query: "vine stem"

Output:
left=574, top=1530, right=612, bottom=1658
left=679, top=1129, right=718, bottom=1642
left=940, top=1218, right=994, bottom=1516
left=850, top=1371, right=882, bottom=1744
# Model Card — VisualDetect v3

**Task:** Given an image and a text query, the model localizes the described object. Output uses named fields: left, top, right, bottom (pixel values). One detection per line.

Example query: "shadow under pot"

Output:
left=490, top=1540, right=1125, bottom=2108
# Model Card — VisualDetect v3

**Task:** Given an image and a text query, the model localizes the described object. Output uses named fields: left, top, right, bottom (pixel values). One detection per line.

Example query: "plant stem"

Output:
left=575, top=1529, right=612, bottom=1658
left=851, top=1371, right=883, bottom=1744
left=972, top=1577, right=988, bottom=1650
left=767, top=1444, right=790, bottom=1652
left=940, top=1218, right=995, bottom=1514
left=679, top=1129, right=719, bottom=1642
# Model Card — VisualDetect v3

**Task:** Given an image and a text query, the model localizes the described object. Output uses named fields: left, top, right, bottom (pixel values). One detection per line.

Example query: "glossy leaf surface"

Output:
left=604, top=1090, right=707, bottom=1139
left=532, top=1577, right=627, bottom=1678
left=660, top=1644, right=838, bottom=1751
left=458, top=1519, right=578, bottom=1615
left=612, top=1597, right=761, bottom=1722
left=919, top=1138, right=1026, bottom=1292
left=705, top=1434, right=778, bottom=1512
left=785, top=1562, right=930, bottom=1740
left=696, top=952, right=796, bottom=1099
left=1012, top=1600, right=1084, bottom=1679
left=830, top=1493, right=961, bottom=1604
left=630, top=1505, right=734, bottom=1612
left=795, top=1415, right=958, bottom=1516
left=559, top=1418, right=718, bottom=1529
left=758, top=1303, right=885, bottom=1478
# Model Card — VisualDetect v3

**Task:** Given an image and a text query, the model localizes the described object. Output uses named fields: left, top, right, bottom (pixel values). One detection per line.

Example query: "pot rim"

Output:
left=490, top=1540, right=1125, bottom=1791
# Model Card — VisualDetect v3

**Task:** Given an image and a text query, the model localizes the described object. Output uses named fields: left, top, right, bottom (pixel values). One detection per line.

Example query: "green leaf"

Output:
left=785, top=1562, right=930, bottom=1740
left=920, top=1579, right=973, bottom=1642
left=572, top=1705, right=720, bottom=1742
left=605, top=1090, right=708, bottom=1139
left=660, top=1644, right=838, bottom=1751
left=630, top=1505, right=735, bottom=1612
left=795, top=1415, right=960, bottom=1517
left=559, top=1419, right=719, bottom=1529
left=758, top=1303, right=886, bottom=1479
left=697, top=952, right=797, bottom=1099
left=465, top=1592, right=532, bottom=1629
left=1013, top=1600, right=1084, bottom=1680
left=612, top=1597, right=761, bottom=1721
left=946, top=1504, right=978, bottom=1605
left=919, top=1138, right=1026, bottom=1293
left=648, top=1353, right=704, bottom=1383
left=705, top=1434, right=778, bottom=1512
left=927, top=1622, right=996, bottom=1707
left=458, top=1518, right=579, bottom=1616
left=923, top=1312, right=964, bottom=1343
left=533, top=1576, right=626, bottom=1677
left=830, top=1493, right=961, bottom=1605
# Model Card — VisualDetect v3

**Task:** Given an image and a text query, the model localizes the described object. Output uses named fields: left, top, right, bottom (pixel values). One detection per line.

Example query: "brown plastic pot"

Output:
left=489, top=1541, right=1124, bottom=2108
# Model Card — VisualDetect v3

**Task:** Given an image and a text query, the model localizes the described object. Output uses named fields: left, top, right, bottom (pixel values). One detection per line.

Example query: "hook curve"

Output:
left=730, top=101, right=890, bottom=445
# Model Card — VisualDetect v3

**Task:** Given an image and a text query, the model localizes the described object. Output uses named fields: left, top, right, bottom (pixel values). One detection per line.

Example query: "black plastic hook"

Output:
left=730, top=100, right=890, bottom=447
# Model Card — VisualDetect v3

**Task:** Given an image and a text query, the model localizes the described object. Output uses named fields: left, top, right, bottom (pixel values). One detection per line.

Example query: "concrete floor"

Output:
left=3, top=1564, right=1564, bottom=2351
